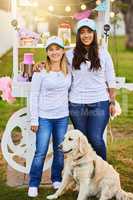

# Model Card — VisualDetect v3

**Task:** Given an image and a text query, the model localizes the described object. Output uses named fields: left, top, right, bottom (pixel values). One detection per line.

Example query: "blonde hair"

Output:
left=45, top=54, right=68, bottom=76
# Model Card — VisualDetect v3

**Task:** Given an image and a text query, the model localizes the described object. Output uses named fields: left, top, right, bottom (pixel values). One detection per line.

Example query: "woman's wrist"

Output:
left=108, top=88, right=116, bottom=105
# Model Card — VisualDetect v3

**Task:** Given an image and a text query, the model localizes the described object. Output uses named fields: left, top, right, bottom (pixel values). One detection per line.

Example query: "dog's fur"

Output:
left=47, top=130, right=133, bottom=200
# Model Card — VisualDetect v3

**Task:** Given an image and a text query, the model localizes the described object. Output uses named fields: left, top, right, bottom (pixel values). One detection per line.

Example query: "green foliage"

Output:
left=109, top=36, right=133, bottom=82
left=112, top=0, right=129, bottom=14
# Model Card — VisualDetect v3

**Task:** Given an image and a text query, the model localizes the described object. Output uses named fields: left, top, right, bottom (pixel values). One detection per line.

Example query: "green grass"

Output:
left=111, top=89, right=133, bottom=136
left=0, top=184, right=79, bottom=200
left=0, top=36, right=133, bottom=199
left=108, top=138, right=133, bottom=192
left=109, top=36, right=133, bottom=83
left=0, top=99, right=26, bottom=134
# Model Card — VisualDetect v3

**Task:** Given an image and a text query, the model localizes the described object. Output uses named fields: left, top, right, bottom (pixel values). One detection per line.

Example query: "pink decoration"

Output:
left=23, top=53, right=34, bottom=64
left=0, top=77, right=16, bottom=103
left=73, top=10, right=91, bottom=20
left=18, top=28, right=40, bottom=46
left=17, top=74, right=28, bottom=82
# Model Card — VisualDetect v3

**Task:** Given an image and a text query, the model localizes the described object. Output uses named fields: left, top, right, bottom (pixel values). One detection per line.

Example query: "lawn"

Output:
left=109, top=36, right=133, bottom=83
left=0, top=36, right=133, bottom=199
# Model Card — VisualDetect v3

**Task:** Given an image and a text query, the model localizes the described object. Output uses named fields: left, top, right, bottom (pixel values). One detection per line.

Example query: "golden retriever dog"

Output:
left=47, top=130, right=133, bottom=200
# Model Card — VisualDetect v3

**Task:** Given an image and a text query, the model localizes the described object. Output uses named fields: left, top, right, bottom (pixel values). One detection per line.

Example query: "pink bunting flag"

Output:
left=73, top=10, right=91, bottom=20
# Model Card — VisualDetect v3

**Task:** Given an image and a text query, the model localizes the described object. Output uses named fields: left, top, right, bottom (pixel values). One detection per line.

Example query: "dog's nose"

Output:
left=58, top=144, right=63, bottom=149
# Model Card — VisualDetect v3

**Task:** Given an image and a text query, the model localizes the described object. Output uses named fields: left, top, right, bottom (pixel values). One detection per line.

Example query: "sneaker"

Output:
left=52, top=181, right=61, bottom=189
left=28, top=187, right=38, bottom=197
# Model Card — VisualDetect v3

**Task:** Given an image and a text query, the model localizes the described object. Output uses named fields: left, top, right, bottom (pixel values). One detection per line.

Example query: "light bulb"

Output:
left=65, top=6, right=71, bottom=12
left=110, top=12, right=115, bottom=18
left=81, top=4, right=86, bottom=10
left=48, top=5, right=54, bottom=12
left=33, top=1, right=38, bottom=7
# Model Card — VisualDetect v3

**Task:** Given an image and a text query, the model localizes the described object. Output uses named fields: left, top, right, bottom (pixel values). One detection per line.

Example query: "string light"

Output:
left=32, top=2, right=38, bottom=7
left=19, top=0, right=108, bottom=14
left=65, top=6, right=71, bottom=12
left=48, top=5, right=54, bottom=12
left=96, top=0, right=101, bottom=5
left=110, top=0, right=115, bottom=2
left=110, top=11, right=115, bottom=18
left=81, top=4, right=87, bottom=10
left=19, top=0, right=32, bottom=6
left=19, top=0, right=38, bottom=6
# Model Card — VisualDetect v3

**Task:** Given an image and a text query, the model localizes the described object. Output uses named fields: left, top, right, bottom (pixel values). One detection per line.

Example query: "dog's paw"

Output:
left=46, top=194, right=58, bottom=199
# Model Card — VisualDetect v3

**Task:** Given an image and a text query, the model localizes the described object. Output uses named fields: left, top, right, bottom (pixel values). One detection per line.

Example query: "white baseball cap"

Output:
left=76, top=18, right=96, bottom=32
left=46, top=36, right=64, bottom=49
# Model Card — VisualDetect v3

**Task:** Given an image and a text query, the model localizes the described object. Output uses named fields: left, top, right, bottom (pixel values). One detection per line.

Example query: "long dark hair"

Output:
left=72, top=29, right=101, bottom=71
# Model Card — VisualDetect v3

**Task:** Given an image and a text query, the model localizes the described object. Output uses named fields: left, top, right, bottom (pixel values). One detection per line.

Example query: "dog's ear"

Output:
left=78, top=135, right=89, bottom=155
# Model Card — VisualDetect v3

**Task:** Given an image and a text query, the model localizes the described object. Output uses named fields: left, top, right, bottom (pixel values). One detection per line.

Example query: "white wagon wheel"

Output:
left=1, top=107, right=53, bottom=174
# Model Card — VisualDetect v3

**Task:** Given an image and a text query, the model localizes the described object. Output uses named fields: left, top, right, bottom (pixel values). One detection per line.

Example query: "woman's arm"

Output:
left=104, top=50, right=117, bottom=116
left=30, top=72, right=42, bottom=131
left=107, top=88, right=116, bottom=103
left=107, top=88, right=117, bottom=117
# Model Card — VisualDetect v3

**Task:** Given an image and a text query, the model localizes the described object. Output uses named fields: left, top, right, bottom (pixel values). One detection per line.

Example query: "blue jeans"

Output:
left=69, top=101, right=109, bottom=160
left=29, top=116, right=68, bottom=187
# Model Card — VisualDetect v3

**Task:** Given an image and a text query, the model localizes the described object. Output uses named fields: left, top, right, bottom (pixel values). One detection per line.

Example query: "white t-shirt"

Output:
left=66, top=47, right=116, bottom=104
left=30, top=69, right=71, bottom=126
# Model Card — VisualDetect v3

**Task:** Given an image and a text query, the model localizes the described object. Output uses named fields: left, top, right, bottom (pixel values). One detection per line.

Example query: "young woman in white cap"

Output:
left=28, top=36, right=71, bottom=197
left=66, top=18, right=116, bottom=161
left=34, top=18, right=116, bottom=161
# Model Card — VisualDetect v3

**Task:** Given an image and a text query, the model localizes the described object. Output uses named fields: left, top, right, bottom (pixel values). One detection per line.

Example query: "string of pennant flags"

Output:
left=19, top=0, right=98, bottom=7
left=18, top=0, right=108, bottom=20
left=46, top=0, right=107, bottom=19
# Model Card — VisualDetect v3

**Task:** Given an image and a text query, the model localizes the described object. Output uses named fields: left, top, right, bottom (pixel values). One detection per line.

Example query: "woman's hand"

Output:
left=109, top=103, right=116, bottom=117
left=33, top=61, right=45, bottom=72
left=31, top=125, right=38, bottom=133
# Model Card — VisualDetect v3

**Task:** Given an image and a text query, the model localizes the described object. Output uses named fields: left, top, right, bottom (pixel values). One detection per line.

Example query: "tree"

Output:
left=114, top=0, right=133, bottom=49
